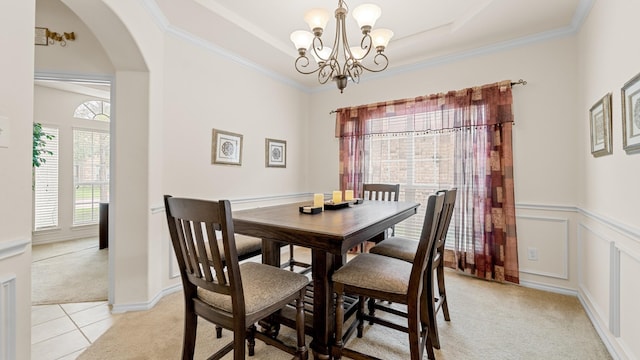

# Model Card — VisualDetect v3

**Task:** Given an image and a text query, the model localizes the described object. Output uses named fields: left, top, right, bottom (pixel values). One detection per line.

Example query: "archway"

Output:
left=58, top=0, right=151, bottom=307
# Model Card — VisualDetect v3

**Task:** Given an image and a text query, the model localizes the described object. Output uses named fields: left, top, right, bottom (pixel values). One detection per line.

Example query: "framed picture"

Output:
left=35, top=27, right=49, bottom=46
left=621, top=72, right=640, bottom=154
left=212, top=129, right=243, bottom=166
left=589, top=93, right=613, bottom=157
left=265, top=138, right=286, bottom=168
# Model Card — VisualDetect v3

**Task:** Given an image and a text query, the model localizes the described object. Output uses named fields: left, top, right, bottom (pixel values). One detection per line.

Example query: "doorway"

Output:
left=32, top=76, right=113, bottom=305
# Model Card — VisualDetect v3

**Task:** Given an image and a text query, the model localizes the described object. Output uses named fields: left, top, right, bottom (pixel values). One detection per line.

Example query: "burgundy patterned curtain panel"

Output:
left=335, top=80, right=519, bottom=283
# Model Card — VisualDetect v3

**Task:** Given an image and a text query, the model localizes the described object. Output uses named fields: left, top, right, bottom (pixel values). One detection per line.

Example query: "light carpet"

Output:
left=32, top=238, right=108, bottom=305
left=77, top=268, right=610, bottom=360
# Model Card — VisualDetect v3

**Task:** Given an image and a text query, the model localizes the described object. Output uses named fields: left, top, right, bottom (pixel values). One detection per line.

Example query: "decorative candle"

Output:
left=313, top=193, right=324, bottom=208
left=345, top=190, right=354, bottom=201
left=332, top=190, right=342, bottom=204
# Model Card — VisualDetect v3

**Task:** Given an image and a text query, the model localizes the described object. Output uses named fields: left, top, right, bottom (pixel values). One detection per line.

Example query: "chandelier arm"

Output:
left=318, top=59, right=339, bottom=84
left=294, top=55, right=324, bottom=75
left=345, top=63, right=363, bottom=84
left=318, top=68, right=332, bottom=84
left=356, top=34, right=373, bottom=60
left=310, top=37, right=328, bottom=62
left=355, top=52, right=390, bottom=73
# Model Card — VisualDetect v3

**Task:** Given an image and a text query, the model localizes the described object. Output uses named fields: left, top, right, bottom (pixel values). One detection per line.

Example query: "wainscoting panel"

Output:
left=0, top=275, right=16, bottom=360
left=516, top=215, right=568, bottom=279
left=577, top=223, right=611, bottom=328
left=617, top=243, right=640, bottom=359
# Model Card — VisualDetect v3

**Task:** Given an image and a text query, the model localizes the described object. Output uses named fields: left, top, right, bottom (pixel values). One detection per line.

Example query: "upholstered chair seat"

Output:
left=369, top=237, right=417, bottom=262
left=197, top=262, right=309, bottom=316
left=331, top=253, right=413, bottom=295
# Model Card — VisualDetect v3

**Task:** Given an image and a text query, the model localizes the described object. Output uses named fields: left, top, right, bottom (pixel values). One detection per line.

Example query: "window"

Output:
left=34, top=126, right=59, bottom=230
left=72, top=100, right=110, bottom=226
left=363, top=114, right=455, bottom=241
left=73, top=100, right=110, bottom=122
left=73, top=129, right=110, bottom=225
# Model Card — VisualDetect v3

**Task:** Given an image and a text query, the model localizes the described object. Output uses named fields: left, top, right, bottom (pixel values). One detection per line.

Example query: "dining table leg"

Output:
left=261, top=238, right=281, bottom=266
left=310, top=248, right=336, bottom=360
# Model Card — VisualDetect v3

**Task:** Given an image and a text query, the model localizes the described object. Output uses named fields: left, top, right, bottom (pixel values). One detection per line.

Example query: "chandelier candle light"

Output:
left=290, top=0, right=393, bottom=93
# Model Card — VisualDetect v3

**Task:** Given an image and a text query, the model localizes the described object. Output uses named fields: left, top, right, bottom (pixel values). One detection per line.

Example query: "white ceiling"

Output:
left=151, top=0, right=593, bottom=91
left=123, top=0, right=596, bottom=92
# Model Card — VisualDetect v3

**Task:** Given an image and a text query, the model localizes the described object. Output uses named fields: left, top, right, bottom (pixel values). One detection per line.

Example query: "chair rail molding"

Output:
left=0, top=238, right=30, bottom=261
left=579, top=207, right=640, bottom=242
left=151, top=192, right=316, bottom=214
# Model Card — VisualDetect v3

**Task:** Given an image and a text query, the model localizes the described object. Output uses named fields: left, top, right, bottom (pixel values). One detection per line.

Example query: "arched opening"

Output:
left=35, top=0, right=151, bottom=307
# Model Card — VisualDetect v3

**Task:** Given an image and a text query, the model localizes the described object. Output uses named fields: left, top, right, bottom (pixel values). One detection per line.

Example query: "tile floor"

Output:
left=28, top=245, right=342, bottom=359
left=31, top=301, right=119, bottom=360
left=32, top=237, right=114, bottom=359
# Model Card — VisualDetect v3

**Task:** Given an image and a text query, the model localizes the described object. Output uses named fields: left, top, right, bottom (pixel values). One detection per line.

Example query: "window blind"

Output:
left=34, top=126, right=59, bottom=230
left=363, top=114, right=455, bottom=241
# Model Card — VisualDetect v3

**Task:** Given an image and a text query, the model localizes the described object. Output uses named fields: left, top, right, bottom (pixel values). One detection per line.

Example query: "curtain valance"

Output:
left=335, top=80, right=514, bottom=138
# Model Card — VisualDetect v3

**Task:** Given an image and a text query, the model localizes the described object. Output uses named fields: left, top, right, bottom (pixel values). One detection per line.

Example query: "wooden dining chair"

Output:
left=360, top=183, right=400, bottom=251
left=331, top=192, right=444, bottom=360
left=368, top=188, right=457, bottom=349
left=194, top=229, right=262, bottom=339
left=164, top=195, right=309, bottom=360
left=363, top=183, right=400, bottom=202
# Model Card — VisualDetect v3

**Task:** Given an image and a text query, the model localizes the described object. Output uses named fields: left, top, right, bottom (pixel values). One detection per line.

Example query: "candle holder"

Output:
left=299, top=206, right=323, bottom=214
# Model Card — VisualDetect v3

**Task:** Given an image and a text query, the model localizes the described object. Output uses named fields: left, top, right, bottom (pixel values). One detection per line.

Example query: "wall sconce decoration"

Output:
left=35, top=27, right=75, bottom=46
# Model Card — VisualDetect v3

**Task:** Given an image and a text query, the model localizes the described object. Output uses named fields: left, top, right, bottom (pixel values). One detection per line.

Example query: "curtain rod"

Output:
left=329, top=79, right=527, bottom=114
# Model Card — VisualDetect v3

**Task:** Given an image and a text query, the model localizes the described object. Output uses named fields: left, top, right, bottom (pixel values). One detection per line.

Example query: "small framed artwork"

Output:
left=35, top=27, right=49, bottom=46
left=589, top=93, right=613, bottom=157
left=621, top=72, right=640, bottom=154
left=212, top=129, right=243, bottom=166
left=265, top=138, right=286, bottom=168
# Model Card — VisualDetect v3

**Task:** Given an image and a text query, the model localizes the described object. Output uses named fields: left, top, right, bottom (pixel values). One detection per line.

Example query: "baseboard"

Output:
left=519, top=280, right=624, bottom=359
left=577, top=290, right=623, bottom=360
left=111, top=283, right=182, bottom=314
left=518, top=279, right=578, bottom=297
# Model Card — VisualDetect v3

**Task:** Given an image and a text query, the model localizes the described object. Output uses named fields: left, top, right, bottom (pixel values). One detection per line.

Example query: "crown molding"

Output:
left=143, top=0, right=595, bottom=95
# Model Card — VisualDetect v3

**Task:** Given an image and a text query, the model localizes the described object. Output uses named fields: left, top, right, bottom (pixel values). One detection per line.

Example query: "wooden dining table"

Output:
left=233, top=199, right=420, bottom=359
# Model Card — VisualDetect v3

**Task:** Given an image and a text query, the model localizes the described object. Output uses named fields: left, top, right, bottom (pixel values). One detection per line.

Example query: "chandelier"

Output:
left=290, top=0, right=393, bottom=93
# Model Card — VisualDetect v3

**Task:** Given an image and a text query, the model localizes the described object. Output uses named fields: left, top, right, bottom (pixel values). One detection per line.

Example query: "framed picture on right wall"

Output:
left=621, top=72, right=640, bottom=154
left=589, top=93, right=613, bottom=157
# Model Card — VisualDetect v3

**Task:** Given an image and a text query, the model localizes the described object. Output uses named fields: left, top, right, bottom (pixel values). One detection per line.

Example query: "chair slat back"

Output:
left=363, top=183, right=400, bottom=202
left=434, top=188, right=457, bottom=250
left=164, top=195, right=243, bottom=298
left=409, top=193, right=445, bottom=292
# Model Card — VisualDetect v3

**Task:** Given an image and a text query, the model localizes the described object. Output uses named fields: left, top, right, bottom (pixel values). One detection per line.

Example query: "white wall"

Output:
left=0, top=0, right=35, bottom=358
left=160, top=35, right=311, bottom=201
left=576, top=0, right=640, bottom=358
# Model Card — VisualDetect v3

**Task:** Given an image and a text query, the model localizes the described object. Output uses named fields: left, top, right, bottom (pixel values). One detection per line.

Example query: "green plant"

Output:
left=33, top=122, right=54, bottom=168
